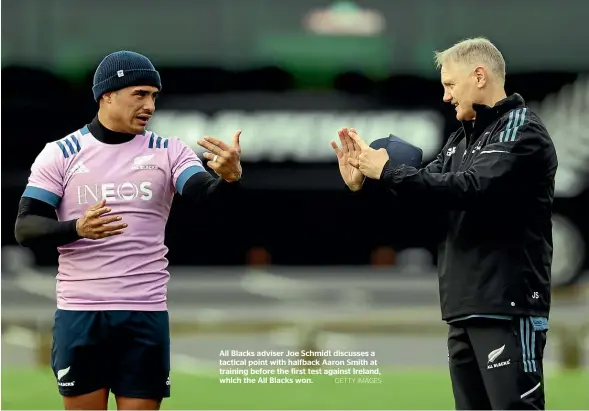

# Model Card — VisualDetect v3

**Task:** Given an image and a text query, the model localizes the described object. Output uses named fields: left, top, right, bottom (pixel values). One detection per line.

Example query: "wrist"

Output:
left=225, top=176, right=241, bottom=183
left=380, top=160, right=397, bottom=182
left=218, top=177, right=243, bottom=189
left=73, top=219, right=83, bottom=238
left=222, top=173, right=242, bottom=183
left=379, top=160, right=390, bottom=179
left=222, top=166, right=242, bottom=183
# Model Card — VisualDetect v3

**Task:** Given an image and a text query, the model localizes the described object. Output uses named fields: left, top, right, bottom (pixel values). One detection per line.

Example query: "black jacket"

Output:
left=378, top=94, right=558, bottom=321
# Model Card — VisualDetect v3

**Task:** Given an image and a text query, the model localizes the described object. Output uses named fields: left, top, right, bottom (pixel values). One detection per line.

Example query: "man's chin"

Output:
left=456, top=109, right=475, bottom=122
left=129, top=124, right=146, bottom=135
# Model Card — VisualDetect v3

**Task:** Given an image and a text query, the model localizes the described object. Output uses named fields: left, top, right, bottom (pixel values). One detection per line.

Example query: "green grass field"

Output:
left=2, top=367, right=588, bottom=410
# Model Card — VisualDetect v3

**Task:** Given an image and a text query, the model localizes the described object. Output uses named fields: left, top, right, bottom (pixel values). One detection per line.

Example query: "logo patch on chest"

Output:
left=132, top=154, right=158, bottom=170
left=67, top=162, right=90, bottom=177
left=471, top=141, right=483, bottom=153
left=76, top=182, right=153, bottom=204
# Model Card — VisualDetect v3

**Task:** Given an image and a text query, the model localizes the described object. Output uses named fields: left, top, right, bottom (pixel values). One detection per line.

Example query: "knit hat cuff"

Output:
left=92, top=68, right=161, bottom=101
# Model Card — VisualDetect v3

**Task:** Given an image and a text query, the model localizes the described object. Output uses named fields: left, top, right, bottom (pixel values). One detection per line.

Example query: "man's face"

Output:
left=104, top=85, right=159, bottom=134
left=440, top=63, right=481, bottom=121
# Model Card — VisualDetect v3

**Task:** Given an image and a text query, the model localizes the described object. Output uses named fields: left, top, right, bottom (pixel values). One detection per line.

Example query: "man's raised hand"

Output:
left=331, top=127, right=365, bottom=191
left=198, top=130, right=243, bottom=183
left=345, top=128, right=390, bottom=180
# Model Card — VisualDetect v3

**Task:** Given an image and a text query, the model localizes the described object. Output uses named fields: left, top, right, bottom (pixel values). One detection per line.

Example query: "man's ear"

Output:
left=474, top=66, right=488, bottom=88
left=102, top=91, right=118, bottom=104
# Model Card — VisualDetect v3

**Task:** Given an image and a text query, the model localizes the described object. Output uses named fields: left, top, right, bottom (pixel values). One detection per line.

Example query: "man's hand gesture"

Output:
left=346, top=129, right=389, bottom=180
left=198, top=130, right=243, bottom=183
left=331, top=128, right=365, bottom=191
left=76, top=200, right=127, bottom=239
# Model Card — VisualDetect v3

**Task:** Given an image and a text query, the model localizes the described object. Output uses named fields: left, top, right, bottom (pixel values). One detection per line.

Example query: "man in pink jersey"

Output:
left=14, top=51, right=242, bottom=410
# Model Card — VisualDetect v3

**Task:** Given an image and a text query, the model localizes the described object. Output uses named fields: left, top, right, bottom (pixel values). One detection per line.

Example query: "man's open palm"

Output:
left=331, top=128, right=364, bottom=191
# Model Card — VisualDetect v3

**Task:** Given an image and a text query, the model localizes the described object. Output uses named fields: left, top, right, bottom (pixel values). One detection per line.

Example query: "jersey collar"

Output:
left=87, top=116, right=136, bottom=145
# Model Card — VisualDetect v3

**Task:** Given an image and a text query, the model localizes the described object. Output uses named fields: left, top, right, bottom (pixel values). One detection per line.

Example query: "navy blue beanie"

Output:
left=92, top=51, right=162, bottom=101
left=369, top=134, right=423, bottom=168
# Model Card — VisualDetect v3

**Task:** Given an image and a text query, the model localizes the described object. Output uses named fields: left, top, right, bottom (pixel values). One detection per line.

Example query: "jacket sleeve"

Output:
left=351, top=141, right=446, bottom=198
left=378, top=121, right=554, bottom=210
left=421, top=150, right=445, bottom=174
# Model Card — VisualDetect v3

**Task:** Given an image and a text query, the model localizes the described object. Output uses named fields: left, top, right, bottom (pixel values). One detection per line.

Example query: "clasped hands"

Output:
left=330, top=127, right=390, bottom=191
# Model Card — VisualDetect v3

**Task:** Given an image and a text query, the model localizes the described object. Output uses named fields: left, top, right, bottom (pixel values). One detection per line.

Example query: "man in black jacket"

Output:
left=332, top=37, right=558, bottom=410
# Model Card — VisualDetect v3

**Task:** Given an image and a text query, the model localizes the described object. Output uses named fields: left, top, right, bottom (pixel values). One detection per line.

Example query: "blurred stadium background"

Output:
left=2, top=0, right=588, bottom=409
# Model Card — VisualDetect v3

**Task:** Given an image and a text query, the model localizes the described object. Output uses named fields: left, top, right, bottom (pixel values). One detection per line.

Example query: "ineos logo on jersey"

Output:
left=76, top=182, right=153, bottom=204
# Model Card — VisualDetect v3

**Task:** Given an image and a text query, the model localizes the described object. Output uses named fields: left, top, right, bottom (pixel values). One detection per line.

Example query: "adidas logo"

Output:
left=67, top=162, right=89, bottom=177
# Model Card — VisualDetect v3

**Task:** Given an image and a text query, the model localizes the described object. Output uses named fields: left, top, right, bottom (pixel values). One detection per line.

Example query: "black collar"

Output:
left=462, top=93, right=526, bottom=140
left=87, top=116, right=136, bottom=144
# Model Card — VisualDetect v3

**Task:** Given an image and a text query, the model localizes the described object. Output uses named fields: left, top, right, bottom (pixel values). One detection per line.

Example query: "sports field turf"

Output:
left=2, top=367, right=588, bottom=409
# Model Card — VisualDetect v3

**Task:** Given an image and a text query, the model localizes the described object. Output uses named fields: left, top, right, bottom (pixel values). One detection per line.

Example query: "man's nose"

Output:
left=143, top=99, right=155, bottom=113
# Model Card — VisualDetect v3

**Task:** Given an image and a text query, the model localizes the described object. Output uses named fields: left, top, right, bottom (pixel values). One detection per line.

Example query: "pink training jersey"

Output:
left=24, top=125, right=205, bottom=311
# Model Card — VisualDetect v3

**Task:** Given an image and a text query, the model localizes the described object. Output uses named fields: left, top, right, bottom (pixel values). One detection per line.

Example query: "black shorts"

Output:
left=50, top=309, right=171, bottom=399
left=448, top=316, right=548, bottom=410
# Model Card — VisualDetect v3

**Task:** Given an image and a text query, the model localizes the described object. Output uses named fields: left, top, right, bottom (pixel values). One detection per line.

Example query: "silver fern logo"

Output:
left=487, top=345, right=511, bottom=369
left=487, top=345, right=505, bottom=363
left=530, top=75, right=589, bottom=197
left=57, top=366, right=70, bottom=380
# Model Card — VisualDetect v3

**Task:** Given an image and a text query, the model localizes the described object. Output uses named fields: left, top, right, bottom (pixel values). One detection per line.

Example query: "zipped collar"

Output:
left=461, top=93, right=526, bottom=142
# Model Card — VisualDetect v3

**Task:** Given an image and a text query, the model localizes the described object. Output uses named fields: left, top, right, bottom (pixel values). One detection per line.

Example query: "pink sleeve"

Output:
left=167, top=137, right=206, bottom=194
left=22, top=143, right=65, bottom=208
